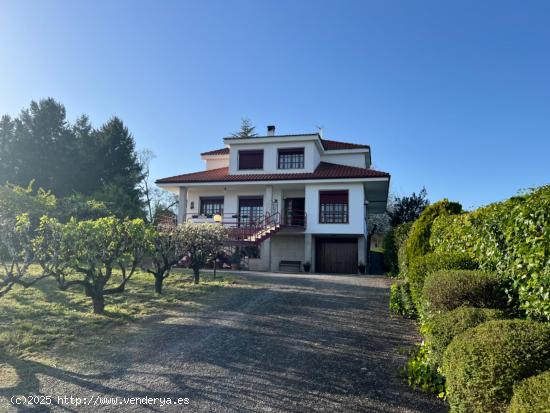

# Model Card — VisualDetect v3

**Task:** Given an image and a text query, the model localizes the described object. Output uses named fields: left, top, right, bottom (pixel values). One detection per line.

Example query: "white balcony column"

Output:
left=305, top=233, right=313, bottom=270
left=178, top=186, right=188, bottom=224
left=264, top=185, right=273, bottom=216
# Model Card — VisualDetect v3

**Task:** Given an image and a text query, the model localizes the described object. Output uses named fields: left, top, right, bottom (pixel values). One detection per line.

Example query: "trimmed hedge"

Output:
left=421, top=270, right=507, bottom=313
left=424, top=307, right=505, bottom=368
left=508, top=370, right=550, bottom=413
left=383, top=222, right=412, bottom=276
left=430, top=185, right=550, bottom=321
left=442, top=319, right=550, bottom=413
left=389, top=282, right=416, bottom=318
left=407, top=252, right=478, bottom=309
left=405, top=199, right=462, bottom=266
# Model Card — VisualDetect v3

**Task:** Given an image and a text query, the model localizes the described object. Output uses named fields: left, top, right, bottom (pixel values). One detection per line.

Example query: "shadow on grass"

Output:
left=0, top=273, right=446, bottom=412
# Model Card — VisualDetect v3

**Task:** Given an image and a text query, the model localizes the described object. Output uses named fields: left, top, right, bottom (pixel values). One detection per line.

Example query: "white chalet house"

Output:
left=156, top=126, right=390, bottom=273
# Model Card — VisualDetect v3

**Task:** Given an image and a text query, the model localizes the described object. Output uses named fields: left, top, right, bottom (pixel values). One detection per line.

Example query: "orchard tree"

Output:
left=142, top=224, right=185, bottom=294
left=34, top=216, right=150, bottom=314
left=179, top=222, right=228, bottom=284
left=0, top=214, right=49, bottom=298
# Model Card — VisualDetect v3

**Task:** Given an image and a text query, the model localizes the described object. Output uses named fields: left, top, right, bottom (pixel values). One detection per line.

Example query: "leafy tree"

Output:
left=11, top=98, right=79, bottom=196
left=94, top=117, right=145, bottom=218
left=142, top=224, right=185, bottom=294
left=388, top=187, right=430, bottom=227
left=34, top=216, right=150, bottom=314
left=0, top=115, right=16, bottom=184
left=179, top=222, right=228, bottom=284
left=231, top=118, right=258, bottom=138
left=0, top=214, right=49, bottom=298
left=0, top=99, right=145, bottom=219
left=0, top=182, right=56, bottom=225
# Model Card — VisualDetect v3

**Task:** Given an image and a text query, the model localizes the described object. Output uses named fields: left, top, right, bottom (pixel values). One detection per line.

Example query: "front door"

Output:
left=284, top=198, right=305, bottom=226
left=315, top=238, right=358, bottom=273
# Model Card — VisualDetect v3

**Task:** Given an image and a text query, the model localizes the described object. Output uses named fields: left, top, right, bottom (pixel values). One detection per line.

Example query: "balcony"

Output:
left=185, top=209, right=306, bottom=245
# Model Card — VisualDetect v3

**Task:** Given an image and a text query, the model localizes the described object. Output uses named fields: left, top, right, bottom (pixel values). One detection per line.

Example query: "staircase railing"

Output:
left=227, top=211, right=281, bottom=243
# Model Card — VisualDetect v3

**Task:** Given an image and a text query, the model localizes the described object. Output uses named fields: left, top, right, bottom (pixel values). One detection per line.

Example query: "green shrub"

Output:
left=405, top=199, right=462, bottom=265
left=407, top=252, right=478, bottom=309
left=424, top=307, right=505, bottom=368
left=421, top=270, right=507, bottom=313
left=508, top=370, right=550, bottom=413
left=442, top=319, right=550, bottom=413
left=404, top=343, right=445, bottom=397
left=429, top=185, right=550, bottom=322
left=389, top=282, right=416, bottom=318
left=384, top=222, right=412, bottom=276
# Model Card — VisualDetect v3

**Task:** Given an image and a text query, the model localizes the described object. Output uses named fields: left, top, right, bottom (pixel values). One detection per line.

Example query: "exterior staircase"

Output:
left=226, top=211, right=282, bottom=245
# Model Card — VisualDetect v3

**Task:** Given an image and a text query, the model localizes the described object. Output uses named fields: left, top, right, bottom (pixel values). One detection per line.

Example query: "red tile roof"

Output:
left=200, top=138, right=368, bottom=156
left=320, top=139, right=369, bottom=150
left=156, top=162, right=389, bottom=184
left=201, top=148, right=229, bottom=156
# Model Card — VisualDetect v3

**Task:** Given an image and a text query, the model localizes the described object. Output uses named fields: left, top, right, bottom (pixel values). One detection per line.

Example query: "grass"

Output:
left=0, top=266, right=238, bottom=358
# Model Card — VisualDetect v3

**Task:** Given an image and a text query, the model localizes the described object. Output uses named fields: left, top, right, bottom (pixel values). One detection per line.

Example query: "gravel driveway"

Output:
left=2, top=272, right=447, bottom=413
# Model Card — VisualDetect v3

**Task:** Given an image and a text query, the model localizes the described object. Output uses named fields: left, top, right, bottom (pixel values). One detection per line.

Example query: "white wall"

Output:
left=204, top=156, right=229, bottom=170
left=304, top=183, right=365, bottom=235
left=270, top=235, right=305, bottom=271
left=321, top=153, right=366, bottom=168
left=228, top=141, right=321, bottom=174
left=186, top=186, right=265, bottom=218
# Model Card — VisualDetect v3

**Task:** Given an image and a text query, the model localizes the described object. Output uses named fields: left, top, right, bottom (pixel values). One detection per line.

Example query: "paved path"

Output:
left=2, top=272, right=447, bottom=412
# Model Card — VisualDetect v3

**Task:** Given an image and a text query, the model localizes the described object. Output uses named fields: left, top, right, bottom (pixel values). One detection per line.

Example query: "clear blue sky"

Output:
left=1, top=0, right=549, bottom=210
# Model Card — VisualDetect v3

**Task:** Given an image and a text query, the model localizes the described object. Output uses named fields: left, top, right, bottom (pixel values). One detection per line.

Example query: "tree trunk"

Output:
left=91, top=294, right=105, bottom=314
left=193, top=266, right=200, bottom=285
left=154, top=276, right=163, bottom=294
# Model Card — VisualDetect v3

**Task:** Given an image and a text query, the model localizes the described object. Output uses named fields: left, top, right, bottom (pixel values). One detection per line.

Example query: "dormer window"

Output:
left=238, top=150, right=263, bottom=170
left=278, top=147, right=304, bottom=169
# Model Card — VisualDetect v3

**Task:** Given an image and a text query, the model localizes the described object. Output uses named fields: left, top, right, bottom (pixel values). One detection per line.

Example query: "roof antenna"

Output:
left=316, top=125, right=324, bottom=138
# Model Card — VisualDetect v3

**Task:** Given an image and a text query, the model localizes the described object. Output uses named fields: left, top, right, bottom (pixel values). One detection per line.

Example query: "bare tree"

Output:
left=139, top=149, right=177, bottom=223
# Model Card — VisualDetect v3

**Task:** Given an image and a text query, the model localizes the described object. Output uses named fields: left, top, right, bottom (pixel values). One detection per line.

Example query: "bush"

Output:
left=442, top=319, right=550, bottom=413
left=421, top=270, right=507, bottom=313
left=389, top=282, right=416, bottom=318
left=508, top=370, right=550, bottom=413
left=424, top=307, right=505, bottom=368
left=405, top=343, right=445, bottom=397
left=405, top=199, right=462, bottom=265
left=429, top=185, right=550, bottom=321
left=384, top=222, right=412, bottom=276
left=407, top=252, right=478, bottom=308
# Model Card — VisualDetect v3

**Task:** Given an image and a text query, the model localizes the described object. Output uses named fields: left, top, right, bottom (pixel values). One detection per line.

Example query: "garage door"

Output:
left=315, top=238, right=358, bottom=274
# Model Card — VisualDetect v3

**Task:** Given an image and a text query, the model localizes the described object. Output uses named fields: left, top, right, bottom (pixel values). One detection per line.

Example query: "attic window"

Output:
left=238, top=150, right=263, bottom=170
left=278, top=147, right=304, bottom=169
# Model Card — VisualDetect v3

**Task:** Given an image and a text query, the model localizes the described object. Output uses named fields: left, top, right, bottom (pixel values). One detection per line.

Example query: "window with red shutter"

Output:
left=319, top=190, right=349, bottom=223
left=238, top=150, right=264, bottom=170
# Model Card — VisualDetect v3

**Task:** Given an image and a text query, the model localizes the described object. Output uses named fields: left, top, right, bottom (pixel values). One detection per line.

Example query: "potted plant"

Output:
left=303, top=262, right=311, bottom=272
left=230, top=249, right=241, bottom=270
left=358, top=262, right=366, bottom=274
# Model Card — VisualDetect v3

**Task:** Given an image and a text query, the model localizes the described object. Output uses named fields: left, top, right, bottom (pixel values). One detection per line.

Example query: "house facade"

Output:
left=156, top=126, right=390, bottom=273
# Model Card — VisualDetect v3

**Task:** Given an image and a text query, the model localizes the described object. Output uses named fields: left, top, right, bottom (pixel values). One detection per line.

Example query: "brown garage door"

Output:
left=315, top=238, right=358, bottom=274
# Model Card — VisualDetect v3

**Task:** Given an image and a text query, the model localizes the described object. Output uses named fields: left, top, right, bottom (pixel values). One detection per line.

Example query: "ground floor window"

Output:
left=200, top=197, right=224, bottom=217
left=319, top=190, right=349, bottom=223
left=239, top=197, right=263, bottom=226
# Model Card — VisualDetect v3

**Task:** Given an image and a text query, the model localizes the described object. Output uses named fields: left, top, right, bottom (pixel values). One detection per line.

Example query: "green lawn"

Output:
left=0, top=267, right=238, bottom=358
